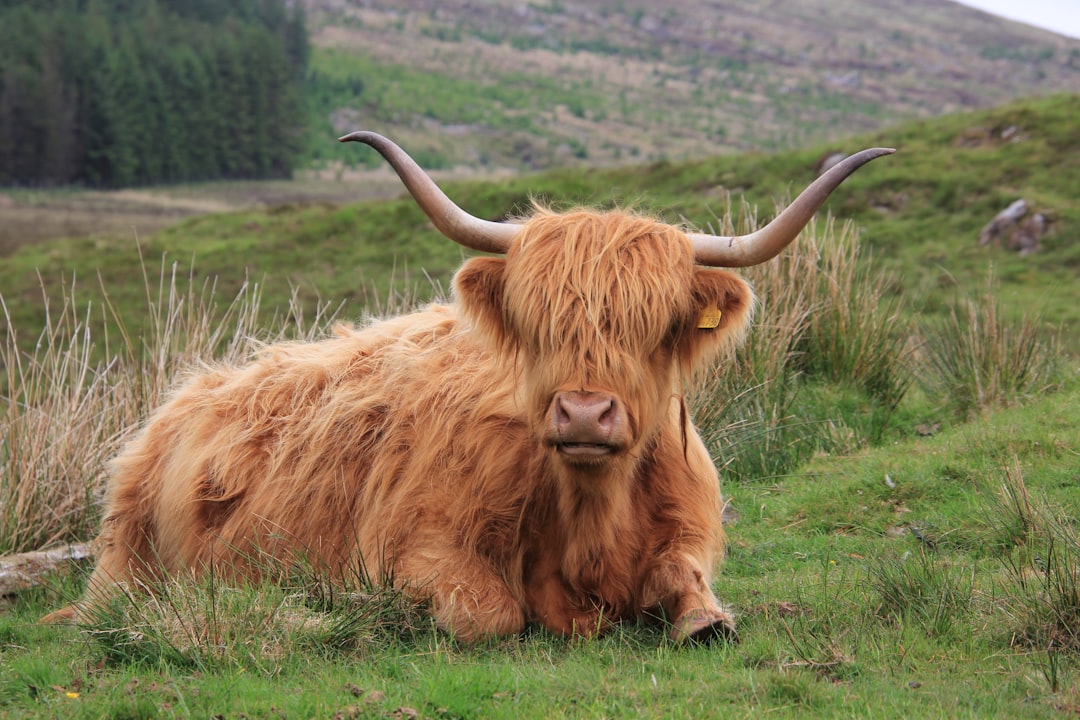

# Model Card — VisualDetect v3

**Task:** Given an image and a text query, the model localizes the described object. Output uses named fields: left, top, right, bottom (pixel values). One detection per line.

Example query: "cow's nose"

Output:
left=551, top=391, right=619, bottom=442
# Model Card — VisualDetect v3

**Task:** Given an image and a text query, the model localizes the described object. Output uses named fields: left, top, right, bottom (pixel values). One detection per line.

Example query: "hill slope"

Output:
left=1, top=94, right=1076, bottom=355
left=303, top=0, right=1080, bottom=170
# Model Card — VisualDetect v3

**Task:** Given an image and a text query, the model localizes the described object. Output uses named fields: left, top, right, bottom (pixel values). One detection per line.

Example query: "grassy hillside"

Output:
left=1, top=96, right=1078, bottom=717
left=1, top=94, right=1076, bottom=354
left=301, top=0, right=1080, bottom=170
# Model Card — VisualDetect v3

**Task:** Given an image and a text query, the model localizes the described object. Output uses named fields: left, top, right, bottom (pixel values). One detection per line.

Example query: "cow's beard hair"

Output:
left=544, top=427, right=665, bottom=594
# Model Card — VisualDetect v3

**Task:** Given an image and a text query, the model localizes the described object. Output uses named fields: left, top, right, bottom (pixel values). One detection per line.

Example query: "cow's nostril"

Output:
left=551, top=391, right=621, bottom=445
left=553, top=396, right=572, bottom=427
left=595, top=398, right=615, bottom=428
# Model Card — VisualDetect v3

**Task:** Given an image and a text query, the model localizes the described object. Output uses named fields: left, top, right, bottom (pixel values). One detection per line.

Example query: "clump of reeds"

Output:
left=919, top=272, right=1059, bottom=418
left=692, top=198, right=913, bottom=482
left=0, top=256, right=340, bottom=555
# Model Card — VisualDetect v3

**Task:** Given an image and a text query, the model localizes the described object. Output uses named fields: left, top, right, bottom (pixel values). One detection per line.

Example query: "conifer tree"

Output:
left=0, top=0, right=308, bottom=187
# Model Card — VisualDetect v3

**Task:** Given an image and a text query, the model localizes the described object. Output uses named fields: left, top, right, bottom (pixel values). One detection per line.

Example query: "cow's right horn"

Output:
left=340, top=131, right=518, bottom=254
left=688, top=147, right=894, bottom=267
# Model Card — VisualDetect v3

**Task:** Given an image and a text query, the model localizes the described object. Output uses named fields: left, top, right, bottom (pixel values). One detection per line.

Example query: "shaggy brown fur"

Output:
left=46, top=207, right=754, bottom=643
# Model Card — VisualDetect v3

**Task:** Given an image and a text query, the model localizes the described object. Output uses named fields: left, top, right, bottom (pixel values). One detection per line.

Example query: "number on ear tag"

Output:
left=698, top=304, right=722, bottom=329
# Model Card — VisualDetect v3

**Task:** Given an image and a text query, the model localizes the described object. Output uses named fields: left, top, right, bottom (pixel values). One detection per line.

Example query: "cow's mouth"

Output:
left=556, top=442, right=617, bottom=458
left=546, top=390, right=627, bottom=462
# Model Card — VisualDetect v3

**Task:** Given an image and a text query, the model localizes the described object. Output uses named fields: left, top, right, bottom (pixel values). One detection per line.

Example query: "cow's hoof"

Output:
left=672, top=608, right=739, bottom=645
left=39, top=605, right=78, bottom=625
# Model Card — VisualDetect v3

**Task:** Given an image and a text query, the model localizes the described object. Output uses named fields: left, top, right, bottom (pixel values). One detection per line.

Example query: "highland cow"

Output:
left=46, top=133, right=891, bottom=643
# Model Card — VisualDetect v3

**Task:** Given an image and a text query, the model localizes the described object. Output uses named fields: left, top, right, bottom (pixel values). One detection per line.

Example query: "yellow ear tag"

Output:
left=698, top=304, right=722, bottom=329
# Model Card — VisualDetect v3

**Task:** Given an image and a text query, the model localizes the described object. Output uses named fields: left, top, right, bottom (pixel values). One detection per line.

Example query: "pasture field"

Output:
left=1, top=380, right=1077, bottom=718
left=1, top=95, right=1078, bottom=717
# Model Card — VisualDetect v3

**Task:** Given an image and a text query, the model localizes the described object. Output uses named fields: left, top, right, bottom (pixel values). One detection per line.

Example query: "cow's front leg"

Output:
left=526, top=572, right=609, bottom=639
left=523, top=552, right=610, bottom=638
left=398, top=550, right=524, bottom=644
left=641, top=552, right=737, bottom=644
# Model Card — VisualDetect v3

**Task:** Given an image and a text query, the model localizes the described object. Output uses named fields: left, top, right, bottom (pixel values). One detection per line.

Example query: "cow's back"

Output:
left=98, top=304, right=529, bottom=587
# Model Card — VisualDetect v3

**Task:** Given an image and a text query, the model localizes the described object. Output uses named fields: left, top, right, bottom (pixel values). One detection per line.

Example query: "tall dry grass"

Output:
left=691, top=198, right=913, bottom=482
left=0, top=257, right=340, bottom=555
left=1, top=284, right=117, bottom=553
left=919, top=273, right=1059, bottom=418
left=986, top=459, right=1080, bottom=691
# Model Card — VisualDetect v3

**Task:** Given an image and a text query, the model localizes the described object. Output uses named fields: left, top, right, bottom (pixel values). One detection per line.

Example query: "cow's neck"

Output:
left=554, top=459, right=641, bottom=579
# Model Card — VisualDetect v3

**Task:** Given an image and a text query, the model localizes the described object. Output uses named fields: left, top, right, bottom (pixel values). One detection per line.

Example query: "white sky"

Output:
left=949, top=0, right=1080, bottom=40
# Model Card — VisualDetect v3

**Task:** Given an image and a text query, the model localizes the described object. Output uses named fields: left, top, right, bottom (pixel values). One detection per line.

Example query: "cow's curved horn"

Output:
left=688, top=147, right=895, bottom=267
left=340, top=131, right=518, bottom=254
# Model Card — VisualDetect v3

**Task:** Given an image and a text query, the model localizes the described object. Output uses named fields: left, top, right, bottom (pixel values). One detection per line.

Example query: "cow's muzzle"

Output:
left=546, top=390, right=627, bottom=460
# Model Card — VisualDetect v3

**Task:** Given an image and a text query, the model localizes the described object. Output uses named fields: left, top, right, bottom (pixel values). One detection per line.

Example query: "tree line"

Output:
left=0, top=0, right=308, bottom=188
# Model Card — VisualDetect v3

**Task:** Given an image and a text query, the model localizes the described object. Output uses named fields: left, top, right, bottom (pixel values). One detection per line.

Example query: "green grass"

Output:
left=1, top=381, right=1078, bottom=717
left=1, top=95, right=1079, bottom=717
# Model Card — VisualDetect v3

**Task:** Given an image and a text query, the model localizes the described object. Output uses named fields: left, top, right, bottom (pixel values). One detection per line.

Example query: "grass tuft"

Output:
left=0, top=254, right=342, bottom=556
left=81, top=558, right=427, bottom=672
left=868, top=548, right=975, bottom=638
left=918, top=272, right=1060, bottom=419
left=993, top=461, right=1080, bottom=656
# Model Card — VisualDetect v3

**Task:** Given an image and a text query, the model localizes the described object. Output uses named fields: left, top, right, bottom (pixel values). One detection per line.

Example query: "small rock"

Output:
left=978, top=199, right=1048, bottom=254
left=915, top=422, right=940, bottom=436
left=979, top=199, right=1028, bottom=246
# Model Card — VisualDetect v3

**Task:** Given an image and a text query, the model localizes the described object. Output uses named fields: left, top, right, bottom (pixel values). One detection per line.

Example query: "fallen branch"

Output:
left=0, top=543, right=94, bottom=596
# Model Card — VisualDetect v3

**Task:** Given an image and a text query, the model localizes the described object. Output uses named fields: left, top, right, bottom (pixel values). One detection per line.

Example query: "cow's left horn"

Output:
left=688, top=147, right=894, bottom=267
left=340, top=131, right=518, bottom=254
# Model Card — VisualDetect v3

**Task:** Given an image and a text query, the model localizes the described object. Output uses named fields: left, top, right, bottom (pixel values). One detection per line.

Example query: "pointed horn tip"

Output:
left=857, top=147, right=896, bottom=160
left=820, top=147, right=895, bottom=180
left=338, top=131, right=378, bottom=144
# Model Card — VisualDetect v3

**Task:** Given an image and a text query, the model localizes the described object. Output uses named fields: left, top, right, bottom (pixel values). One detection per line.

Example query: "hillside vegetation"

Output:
left=301, top=0, right=1080, bottom=170
left=2, top=94, right=1076, bottom=353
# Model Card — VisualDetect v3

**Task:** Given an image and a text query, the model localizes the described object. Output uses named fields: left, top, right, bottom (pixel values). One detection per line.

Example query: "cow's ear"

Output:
left=454, top=256, right=512, bottom=348
left=678, top=268, right=755, bottom=372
